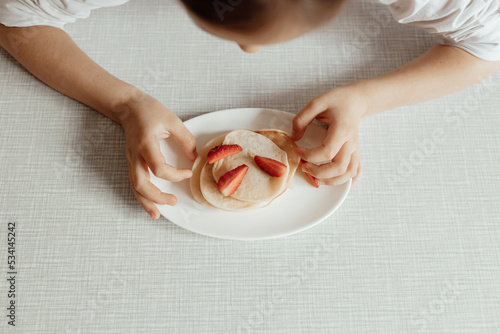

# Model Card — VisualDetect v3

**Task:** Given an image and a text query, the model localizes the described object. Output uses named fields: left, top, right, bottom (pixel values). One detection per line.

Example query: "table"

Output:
left=1, top=0, right=499, bottom=333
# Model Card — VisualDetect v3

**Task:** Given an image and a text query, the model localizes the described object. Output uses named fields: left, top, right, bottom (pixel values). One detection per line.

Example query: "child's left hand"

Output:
left=292, top=85, right=367, bottom=187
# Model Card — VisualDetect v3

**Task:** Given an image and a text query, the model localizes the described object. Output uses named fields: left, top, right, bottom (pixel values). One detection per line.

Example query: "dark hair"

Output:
left=180, top=0, right=347, bottom=32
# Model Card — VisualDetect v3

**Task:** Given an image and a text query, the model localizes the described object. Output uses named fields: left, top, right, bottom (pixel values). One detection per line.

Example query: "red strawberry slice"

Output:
left=300, top=159, right=319, bottom=188
left=217, top=164, right=249, bottom=197
left=254, top=156, right=287, bottom=177
left=304, top=172, right=319, bottom=188
left=207, top=144, right=243, bottom=164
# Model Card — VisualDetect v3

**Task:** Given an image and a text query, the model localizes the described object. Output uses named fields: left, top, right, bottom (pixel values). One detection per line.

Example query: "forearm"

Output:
left=352, top=44, right=500, bottom=117
left=0, top=24, right=139, bottom=123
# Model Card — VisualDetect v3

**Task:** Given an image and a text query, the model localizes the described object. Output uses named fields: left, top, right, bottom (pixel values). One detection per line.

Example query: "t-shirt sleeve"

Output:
left=0, top=0, right=130, bottom=30
left=1, top=0, right=75, bottom=29
left=380, top=0, right=500, bottom=61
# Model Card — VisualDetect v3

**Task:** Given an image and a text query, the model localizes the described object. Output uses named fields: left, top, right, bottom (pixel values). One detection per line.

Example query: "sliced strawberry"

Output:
left=207, top=144, right=243, bottom=164
left=254, top=156, right=287, bottom=177
left=217, top=164, right=249, bottom=197
left=300, top=159, right=319, bottom=188
left=304, top=172, right=319, bottom=188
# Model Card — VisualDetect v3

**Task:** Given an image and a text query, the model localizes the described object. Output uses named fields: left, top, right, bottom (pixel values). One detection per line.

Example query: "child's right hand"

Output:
left=118, top=93, right=197, bottom=220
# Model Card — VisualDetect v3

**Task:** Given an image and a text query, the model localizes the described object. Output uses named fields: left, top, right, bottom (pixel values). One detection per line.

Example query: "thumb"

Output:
left=292, top=98, right=327, bottom=141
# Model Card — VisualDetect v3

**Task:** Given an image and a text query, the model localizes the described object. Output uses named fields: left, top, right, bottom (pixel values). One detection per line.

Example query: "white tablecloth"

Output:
left=1, top=0, right=499, bottom=333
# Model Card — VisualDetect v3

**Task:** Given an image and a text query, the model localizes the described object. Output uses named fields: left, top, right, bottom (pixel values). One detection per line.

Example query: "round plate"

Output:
left=152, top=108, right=350, bottom=240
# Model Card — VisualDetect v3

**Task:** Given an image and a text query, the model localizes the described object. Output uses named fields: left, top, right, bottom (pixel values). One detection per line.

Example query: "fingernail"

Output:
left=186, top=170, right=193, bottom=178
left=149, top=211, right=157, bottom=219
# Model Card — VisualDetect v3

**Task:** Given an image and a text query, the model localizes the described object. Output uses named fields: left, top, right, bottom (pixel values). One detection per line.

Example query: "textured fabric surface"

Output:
left=1, top=0, right=499, bottom=333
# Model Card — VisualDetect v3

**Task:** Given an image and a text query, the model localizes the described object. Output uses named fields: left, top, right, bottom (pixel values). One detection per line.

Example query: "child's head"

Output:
left=180, top=0, right=347, bottom=53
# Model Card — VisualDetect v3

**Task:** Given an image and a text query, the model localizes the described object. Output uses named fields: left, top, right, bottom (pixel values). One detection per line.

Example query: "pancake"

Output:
left=190, top=129, right=300, bottom=212
left=212, top=130, right=289, bottom=202
left=190, top=134, right=225, bottom=208
left=256, top=129, right=300, bottom=189
left=200, top=162, right=270, bottom=211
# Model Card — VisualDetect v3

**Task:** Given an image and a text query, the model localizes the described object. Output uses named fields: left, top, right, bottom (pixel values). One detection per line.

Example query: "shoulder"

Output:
left=378, top=0, right=491, bottom=23
left=379, top=0, right=500, bottom=61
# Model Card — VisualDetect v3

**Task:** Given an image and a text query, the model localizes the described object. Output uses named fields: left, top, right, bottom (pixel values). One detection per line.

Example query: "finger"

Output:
left=169, top=119, right=198, bottom=161
left=351, top=157, right=364, bottom=187
left=141, top=139, right=192, bottom=182
left=132, top=187, right=161, bottom=220
left=129, top=155, right=178, bottom=206
left=296, top=123, right=347, bottom=163
left=301, top=141, right=353, bottom=178
left=128, top=167, right=166, bottom=220
left=292, top=97, right=327, bottom=141
left=318, top=152, right=359, bottom=186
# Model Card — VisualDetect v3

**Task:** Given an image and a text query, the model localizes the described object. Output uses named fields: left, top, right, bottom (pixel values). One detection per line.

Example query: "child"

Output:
left=1, top=0, right=499, bottom=220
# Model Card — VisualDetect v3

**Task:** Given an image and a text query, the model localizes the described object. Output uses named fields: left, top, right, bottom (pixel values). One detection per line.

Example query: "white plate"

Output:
left=152, top=108, right=350, bottom=240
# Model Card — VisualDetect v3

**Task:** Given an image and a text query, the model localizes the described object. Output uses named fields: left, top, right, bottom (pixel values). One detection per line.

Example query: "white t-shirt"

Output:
left=0, top=0, right=499, bottom=61
left=381, top=0, right=500, bottom=61
left=0, top=0, right=130, bottom=28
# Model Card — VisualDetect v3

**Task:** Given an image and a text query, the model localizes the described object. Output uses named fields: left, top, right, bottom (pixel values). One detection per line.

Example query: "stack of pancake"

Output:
left=190, top=129, right=301, bottom=211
